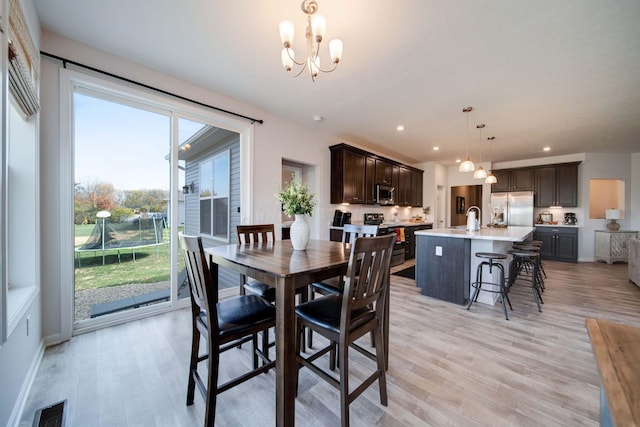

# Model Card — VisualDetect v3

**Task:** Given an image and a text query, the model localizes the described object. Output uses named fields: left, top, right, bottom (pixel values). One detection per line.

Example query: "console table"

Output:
left=595, top=230, right=639, bottom=264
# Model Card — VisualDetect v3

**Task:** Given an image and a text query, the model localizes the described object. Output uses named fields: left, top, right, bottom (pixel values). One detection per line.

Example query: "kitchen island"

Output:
left=414, top=226, right=534, bottom=305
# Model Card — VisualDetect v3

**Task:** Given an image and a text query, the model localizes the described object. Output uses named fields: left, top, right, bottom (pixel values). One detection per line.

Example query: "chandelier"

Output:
left=459, top=107, right=475, bottom=172
left=279, top=0, right=343, bottom=81
left=473, top=123, right=488, bottom=179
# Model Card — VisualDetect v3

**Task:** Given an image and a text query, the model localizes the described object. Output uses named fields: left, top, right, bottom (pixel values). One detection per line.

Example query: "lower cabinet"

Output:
left=405, top=224, right=433, bottom=259
left=534, top=226, right=578, bottom=263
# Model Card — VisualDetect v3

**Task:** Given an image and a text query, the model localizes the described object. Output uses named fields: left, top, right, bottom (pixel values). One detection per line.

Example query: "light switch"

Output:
left=435, top=246, right=443, bottom=256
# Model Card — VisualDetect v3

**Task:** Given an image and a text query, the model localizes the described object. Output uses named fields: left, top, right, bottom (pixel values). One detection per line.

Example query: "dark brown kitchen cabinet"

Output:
left=491, top=168, right=534, bottom=192
left=365, top=156, right=376, bottom=204
left=411, top=169, right=423, bottom=206
left=397, top=167, right=412, bottom=205
left=375, top=159, right=394, bottom=185
left=330, top=143, right=424, bottom=206
left=330, top=146, right=368, bottom=204
left=534, top=163, right=579, bottom=207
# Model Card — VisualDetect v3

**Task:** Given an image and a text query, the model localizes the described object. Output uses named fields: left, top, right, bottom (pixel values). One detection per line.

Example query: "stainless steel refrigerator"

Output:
left=489, top=191, right=534, bottom=226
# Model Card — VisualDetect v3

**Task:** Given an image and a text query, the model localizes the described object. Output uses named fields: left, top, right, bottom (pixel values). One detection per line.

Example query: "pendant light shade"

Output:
left=459, top=107, right=474, bottom=172
left=459, top=159, right=475, bottom=172
left=485, top=172, right=497, bottom=184
left=473, top=166, right=488, bottom=179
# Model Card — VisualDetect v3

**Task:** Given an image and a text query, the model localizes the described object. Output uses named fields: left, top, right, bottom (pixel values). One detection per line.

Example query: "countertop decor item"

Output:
left=276, top=179, right=316, bottom=250
left=605, top=209, right=622, bottom=231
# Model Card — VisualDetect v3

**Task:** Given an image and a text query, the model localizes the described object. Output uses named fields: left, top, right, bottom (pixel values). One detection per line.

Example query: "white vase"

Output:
left=290, top=214, right=310, bottom=250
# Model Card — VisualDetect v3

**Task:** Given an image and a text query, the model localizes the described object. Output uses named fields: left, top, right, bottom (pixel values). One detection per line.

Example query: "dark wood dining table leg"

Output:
left=275, top=277, right=297, bottom=427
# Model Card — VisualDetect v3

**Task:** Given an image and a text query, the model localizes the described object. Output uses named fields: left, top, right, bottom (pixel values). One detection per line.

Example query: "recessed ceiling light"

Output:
left=396, top=125, right=404, bottom=131
left=313, top=115, right=324, bottom=122
left=456, top=159, right=461, bottom=163
left=433, top=146, right=439, bottom=151
left=543, top=146, right=551, bottom=152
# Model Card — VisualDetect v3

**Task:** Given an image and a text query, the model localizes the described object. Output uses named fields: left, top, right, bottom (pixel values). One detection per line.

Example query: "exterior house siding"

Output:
left=184, top=134, right=241, bottom=289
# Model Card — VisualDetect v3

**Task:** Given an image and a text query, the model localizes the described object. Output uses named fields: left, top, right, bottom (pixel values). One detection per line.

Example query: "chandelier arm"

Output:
left=317, top=61, right=338, bottom=73
left=288, top=64, right=309, bottom=78
left=284, top=48, right=308, bottom=67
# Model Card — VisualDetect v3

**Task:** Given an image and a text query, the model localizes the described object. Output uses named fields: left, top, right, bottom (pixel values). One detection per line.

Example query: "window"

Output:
left=199, top=150, right=230, bottom=240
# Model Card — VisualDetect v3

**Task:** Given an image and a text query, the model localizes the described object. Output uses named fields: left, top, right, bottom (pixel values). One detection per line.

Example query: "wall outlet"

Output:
left=435, top=246, right=443, bottom=256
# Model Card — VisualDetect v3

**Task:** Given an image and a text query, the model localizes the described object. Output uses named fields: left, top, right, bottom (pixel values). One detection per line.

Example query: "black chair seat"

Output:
left=475, top=252, right=507, bottom=260
left=212, top=295, right=276, bottom=337
left=244, top=280, right=276, bottom=302
left=295, top=293, right=375, bottom=335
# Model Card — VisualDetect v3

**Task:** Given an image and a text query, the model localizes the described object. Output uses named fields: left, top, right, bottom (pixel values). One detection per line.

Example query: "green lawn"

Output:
left=74, top=226, right=183, bottom=291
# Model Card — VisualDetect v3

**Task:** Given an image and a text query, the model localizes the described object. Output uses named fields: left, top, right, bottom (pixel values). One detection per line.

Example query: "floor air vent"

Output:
left=33, top=399, right=66, bottom=427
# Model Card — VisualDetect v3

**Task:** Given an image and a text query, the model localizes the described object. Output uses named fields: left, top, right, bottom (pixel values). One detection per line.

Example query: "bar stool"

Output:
left=467, top=252, right=511, bottom=320
left=507, top=249, right=543, bottom=312
left=511, top=243, right=545, bottom=290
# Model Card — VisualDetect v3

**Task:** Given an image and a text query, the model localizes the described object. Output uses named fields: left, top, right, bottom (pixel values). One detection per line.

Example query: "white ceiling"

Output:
left=34, top=0, right=640, bottom=166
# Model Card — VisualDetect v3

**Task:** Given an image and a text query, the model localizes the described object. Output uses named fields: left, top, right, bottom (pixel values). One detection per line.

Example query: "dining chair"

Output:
left=180, top=233, right=276, bottom=427
left=295, top=234, right=395, bottom=427
left=307, top=223, right=379, bottom=348
left=237, top=224, right=277, bottom=301
left=237, top=224, right=308, bottom=350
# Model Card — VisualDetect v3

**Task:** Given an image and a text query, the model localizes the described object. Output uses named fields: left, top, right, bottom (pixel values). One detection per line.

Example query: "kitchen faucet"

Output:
left=466, top=206, right=481, bottom=231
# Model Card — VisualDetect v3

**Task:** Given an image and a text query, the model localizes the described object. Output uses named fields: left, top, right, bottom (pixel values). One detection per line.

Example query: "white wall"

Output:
left=0, top=0, right=43, bottom=425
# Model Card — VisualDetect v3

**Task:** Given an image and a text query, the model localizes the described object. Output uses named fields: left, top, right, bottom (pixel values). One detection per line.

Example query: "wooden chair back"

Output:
left=179, top=233, right=219, bottom=326
left=237, top=224, right=275, bottom=244
left=342, top=223, right=379, bottom=244
left=340, top=234, right=395, bottom=331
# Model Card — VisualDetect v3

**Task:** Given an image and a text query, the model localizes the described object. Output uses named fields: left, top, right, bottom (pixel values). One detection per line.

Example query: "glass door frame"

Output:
left=59, top=69, right=254, bottom=338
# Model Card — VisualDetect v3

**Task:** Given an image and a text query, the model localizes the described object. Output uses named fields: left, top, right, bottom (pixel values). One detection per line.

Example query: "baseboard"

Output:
left=43, top=332, right=64, bottom=348
left=8, top=339, right=45, bottom=427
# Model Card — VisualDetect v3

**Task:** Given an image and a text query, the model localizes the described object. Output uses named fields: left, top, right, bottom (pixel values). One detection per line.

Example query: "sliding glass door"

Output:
left=73, top=91, right=174, bottom=324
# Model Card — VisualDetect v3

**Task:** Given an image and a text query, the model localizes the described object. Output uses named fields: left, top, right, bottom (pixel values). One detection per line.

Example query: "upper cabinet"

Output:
left=492, top=162, right=580, bottom=207
left=330, top=144, right=423, bottom=206
left=534, top=163, right=579, bottom=207
left=491, top=168, right=534, bottom=192
left=330, top=146, right=368, bottom=204
left=375, top=159, right=394, bottom=185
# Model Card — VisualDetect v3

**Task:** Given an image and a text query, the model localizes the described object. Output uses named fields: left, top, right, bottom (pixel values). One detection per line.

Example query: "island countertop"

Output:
left=415, top=226, right=535, bottom=242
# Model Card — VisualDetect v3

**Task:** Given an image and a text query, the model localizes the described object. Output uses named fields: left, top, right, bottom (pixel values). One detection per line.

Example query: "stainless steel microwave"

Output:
left=376, top=184, right=395, bottom=205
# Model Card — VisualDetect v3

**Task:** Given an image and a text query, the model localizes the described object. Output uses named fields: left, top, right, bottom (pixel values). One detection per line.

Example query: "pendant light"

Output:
left=485, top=136, right=497, bottom=184
left=473, top=123, right=487, bottom=179
left=459, top=107, right=475, bottom=172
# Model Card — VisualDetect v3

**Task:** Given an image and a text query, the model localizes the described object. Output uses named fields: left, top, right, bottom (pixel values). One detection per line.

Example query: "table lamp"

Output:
left=605, top=209, right=621, bottom=231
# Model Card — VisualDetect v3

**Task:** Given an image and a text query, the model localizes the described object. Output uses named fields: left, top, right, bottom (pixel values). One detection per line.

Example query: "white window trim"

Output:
left=199, top=149, right=231, bottom=242
left=58, top=68, right=254, bottom=340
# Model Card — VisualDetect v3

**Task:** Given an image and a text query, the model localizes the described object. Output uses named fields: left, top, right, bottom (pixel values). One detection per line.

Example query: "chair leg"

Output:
left=295, top=320, right=303, bottom=397
left=252, top=333, right=259, bottom=369
left=186, top=321, right=200, bottom=406
left=204, top=337, right=219, bottom=427
left=330, top=341, right=337, bottom=371
left=339, top=341, right=350, bottom=427
left=374, top=326, right=388, bottom=406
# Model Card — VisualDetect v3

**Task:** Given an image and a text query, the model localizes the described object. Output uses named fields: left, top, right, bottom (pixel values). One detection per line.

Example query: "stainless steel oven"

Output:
left=377, top=225, right=406, bottom=267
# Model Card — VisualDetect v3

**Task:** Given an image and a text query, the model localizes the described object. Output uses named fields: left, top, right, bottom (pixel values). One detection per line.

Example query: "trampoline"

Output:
left=75, top=211, right=166, bottom=266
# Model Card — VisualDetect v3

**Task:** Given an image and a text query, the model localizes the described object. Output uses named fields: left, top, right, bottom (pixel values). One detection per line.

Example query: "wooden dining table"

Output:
left=205, top=239, right=354, bottom=426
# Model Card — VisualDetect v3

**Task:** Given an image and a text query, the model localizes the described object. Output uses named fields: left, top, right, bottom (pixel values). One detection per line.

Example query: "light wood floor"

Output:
left=21, top=260, right=640, bottom=426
